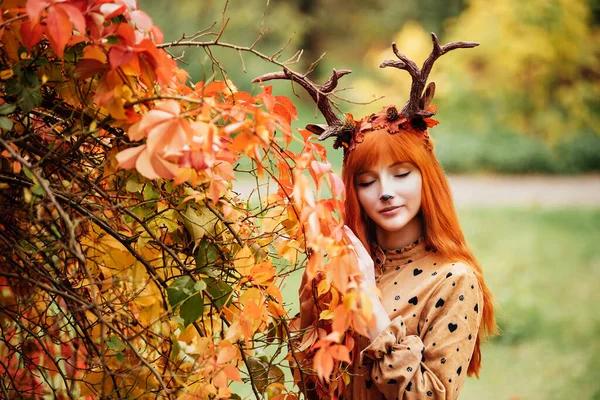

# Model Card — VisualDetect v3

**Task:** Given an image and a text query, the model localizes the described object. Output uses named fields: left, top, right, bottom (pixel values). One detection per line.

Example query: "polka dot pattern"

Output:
left=347, top=238, right=485, bottom=400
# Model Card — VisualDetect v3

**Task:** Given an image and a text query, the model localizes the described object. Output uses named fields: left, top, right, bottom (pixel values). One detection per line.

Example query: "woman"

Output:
left=259, top=34, right=498, bottom=399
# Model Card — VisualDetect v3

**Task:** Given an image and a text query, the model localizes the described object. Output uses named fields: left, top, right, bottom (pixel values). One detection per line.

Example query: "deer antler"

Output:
left=252, top=68, right=352, bottom=139
left=380, top=33, right=479, bottom=119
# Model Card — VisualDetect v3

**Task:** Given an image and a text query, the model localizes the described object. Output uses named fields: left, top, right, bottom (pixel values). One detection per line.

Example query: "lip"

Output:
left=379, top=206, right=403, bottom=214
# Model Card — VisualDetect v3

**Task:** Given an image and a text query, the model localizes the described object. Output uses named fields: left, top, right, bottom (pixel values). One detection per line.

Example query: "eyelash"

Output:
left=357, top=172, right=410, bottom=187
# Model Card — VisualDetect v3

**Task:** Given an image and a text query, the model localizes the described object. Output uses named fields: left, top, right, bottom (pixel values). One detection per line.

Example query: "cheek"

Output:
left=408, top=176, right=423, bottom=206
left=356, top=188, right=377, bottom=214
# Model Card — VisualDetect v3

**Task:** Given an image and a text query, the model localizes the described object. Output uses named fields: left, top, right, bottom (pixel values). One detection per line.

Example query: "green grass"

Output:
left=456, top=207, right=600, bottom=400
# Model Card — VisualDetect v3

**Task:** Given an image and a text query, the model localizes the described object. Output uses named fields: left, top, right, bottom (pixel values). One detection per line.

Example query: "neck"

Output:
left=375, top=212, right=424, bottom=249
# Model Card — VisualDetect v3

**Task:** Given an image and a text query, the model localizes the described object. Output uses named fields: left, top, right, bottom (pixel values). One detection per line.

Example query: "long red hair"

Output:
left=342, top=128, right=498, bottom=378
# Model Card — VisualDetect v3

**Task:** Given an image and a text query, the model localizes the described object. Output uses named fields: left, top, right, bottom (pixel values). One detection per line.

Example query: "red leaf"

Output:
left=273, top=103, right=292, bottom=125
left=129, top=10, right=153, bottom=32
left=108, top=45, right=135, bottom=69
left=98, top=3, right=127, bottom=20
left=258, top=88, right=276, bottom=112
left=45, top=5, right=73, bottom=59
left=26, top=0, right=50, bottom=24
left=20, top=20, right=45, bottom=49
left=57, top=3, right=86, bottom=34
left=74, top=59, right=109, bottom=79
left=275, top=95, right=298, bottom=119
left=114, top=22, right=136, bottom=46
left=150, top=25, right=164, bottom=43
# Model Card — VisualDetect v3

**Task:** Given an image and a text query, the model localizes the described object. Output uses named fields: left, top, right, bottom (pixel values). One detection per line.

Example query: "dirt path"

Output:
left=446, top=174, right=600, bottom=207
left=233, top=174, right=600, bottom=207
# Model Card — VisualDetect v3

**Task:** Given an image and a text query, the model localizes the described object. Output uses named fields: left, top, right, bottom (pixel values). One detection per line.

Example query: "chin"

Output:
left=374, top=218, right=410, bottom=233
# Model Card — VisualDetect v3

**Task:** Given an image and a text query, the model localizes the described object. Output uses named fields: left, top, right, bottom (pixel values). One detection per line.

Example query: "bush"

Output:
left=435, top=130, right=600, bottom=174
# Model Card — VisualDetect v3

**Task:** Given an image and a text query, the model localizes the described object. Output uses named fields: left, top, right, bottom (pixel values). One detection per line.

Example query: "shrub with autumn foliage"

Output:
left=0, top=1, right=374, bottom=399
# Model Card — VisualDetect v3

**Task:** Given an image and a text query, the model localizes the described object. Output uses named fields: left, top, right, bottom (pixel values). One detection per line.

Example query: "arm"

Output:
left=360, top=268, right=484, bottom=400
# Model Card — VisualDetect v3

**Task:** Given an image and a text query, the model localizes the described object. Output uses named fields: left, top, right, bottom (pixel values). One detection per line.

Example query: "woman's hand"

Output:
left=342, top=225, right=376, bottom=291
left=343, top=225, right=392, bottom=341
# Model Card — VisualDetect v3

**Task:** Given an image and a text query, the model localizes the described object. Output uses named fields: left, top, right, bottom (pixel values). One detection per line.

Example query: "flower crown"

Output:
left=253, top=33, right=478, bottom=161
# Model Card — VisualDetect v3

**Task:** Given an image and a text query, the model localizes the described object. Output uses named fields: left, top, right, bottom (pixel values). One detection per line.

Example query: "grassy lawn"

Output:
left=456, top=208, right=600, bottom=400
left=234, top=207, right=600, bottom=399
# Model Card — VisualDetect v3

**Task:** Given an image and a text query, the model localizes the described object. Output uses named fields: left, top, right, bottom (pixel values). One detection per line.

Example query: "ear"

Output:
left=305, top=124, right=327, bottom=135
left=419, top=82, right=436, bottom=109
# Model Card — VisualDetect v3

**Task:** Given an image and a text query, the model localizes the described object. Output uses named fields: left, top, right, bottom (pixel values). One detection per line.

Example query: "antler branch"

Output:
left=252, top=68, right=351, bottom=127
left=380, top=32, right=479, bottom=118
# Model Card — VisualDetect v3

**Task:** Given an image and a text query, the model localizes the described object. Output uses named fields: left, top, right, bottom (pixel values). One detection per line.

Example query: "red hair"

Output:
left=342, top=128, right=498, bottom=377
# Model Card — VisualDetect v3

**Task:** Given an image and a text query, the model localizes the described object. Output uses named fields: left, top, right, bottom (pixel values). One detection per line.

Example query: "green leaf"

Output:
left=125, top=177, right=144, bottom=193
left=30, top=176, right=50, bottom=196
left=107, top=335, right=125, bottom=351
left=195, top=240, right=218, bottom=275
left=18, top=86, right=42, bottom=113
left=115, top=352, right=124, bottom=362
left=180, top=292, right=204, bottom=327
left=193, top=279, right=207, bottom=292
left=204, top=277, right=233, bottom=310
left=0, top=103, right=16, bottom=115
left=143, top=184, right=159, bottom=201
left=22, top=167, right=34, bottom=180
left=0, top=117, right=13, bottom=131
left=22, top=71, right=39, bottom=88
left=35, top=58, right=49, bottom=66
left=167, top=276, right=193, bottom=308
left=5, top=78, right=20, bottom=96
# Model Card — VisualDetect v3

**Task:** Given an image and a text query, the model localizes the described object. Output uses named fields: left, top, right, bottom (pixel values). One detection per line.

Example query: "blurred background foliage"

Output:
left=141, top=0, right=600, bottom=174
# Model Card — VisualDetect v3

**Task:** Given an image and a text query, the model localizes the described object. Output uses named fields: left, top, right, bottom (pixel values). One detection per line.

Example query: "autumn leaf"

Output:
left=45, top=5, right=73, bottom=59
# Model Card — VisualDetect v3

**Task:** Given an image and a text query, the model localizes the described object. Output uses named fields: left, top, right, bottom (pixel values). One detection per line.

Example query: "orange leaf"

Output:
left=314, top=347, right=334, bottom=382
left=115, top=145, right=146, bottom=170
left=233, top=246, right=255, bottom=277
left=222, top=364, right=242, bottom=382
left=309, top=160, right=331, bottom=191
left=46, top=5, right=72, bottom=59
left=275, top=95, right=298, bottom=120
left=329, top=344, right=351, bottom=363
left=216, top=342, right=238, bottom=365
left=19, top=20, right=45, bottom=49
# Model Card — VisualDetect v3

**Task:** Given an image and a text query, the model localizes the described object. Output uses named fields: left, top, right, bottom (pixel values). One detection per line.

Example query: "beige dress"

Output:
left=345, top=237, right=484, bottom=400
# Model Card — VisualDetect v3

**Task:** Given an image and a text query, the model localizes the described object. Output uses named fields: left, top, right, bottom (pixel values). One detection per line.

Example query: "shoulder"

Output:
left=431, top=259, right=481, bottom=295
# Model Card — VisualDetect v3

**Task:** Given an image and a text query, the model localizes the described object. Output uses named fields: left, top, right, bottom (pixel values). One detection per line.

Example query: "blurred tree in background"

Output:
left=142, top=0, right=600, bottom=174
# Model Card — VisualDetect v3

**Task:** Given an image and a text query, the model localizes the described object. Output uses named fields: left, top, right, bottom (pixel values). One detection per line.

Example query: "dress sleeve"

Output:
left=359, top=269, right=484, bottom=400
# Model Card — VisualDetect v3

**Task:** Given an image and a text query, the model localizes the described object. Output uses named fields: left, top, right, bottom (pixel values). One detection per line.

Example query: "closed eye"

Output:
left=357, top=181, right=374, bottom=187
left=357, top=172, right=410, bottom=187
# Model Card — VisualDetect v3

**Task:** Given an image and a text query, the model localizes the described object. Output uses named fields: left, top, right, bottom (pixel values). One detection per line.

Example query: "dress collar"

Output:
left=371, top=236, right=434, bottom=271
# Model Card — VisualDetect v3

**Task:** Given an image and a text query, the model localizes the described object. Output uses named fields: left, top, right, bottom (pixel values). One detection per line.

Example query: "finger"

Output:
left=343, top=226, right=372, bottom=264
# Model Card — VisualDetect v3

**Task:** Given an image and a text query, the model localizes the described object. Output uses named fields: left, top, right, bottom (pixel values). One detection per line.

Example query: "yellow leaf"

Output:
left=182, top=206, right=219, bottom=250
left=317, top=279, right=330, bottom=297
left=234, top=245, right=255, bottom=277
left=319, top=310, right=335, bottom=320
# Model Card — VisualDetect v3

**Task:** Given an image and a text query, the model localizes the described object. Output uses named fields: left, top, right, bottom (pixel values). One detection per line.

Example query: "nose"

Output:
left=379, top=174, right=395, bottom=202
left=380, top=194, right=393, bottom=201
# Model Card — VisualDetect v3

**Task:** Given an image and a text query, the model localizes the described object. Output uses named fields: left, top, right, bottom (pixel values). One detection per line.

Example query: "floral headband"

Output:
left=254, top=33, right=478, bottom=161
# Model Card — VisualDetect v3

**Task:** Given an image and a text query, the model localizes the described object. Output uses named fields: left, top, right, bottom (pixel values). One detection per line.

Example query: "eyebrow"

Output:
left=356, top=161, right=407, bottom=176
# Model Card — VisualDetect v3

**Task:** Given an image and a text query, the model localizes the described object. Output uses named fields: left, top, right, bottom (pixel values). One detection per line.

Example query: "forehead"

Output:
left=356, top=161, right=410, bottom=176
